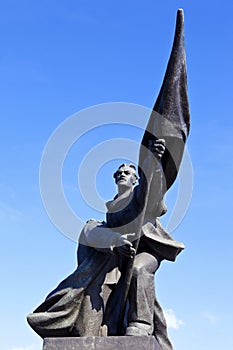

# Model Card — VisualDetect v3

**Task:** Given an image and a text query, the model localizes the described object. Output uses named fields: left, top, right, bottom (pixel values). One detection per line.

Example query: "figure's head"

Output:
left=113, top=163, right=138, bottom=189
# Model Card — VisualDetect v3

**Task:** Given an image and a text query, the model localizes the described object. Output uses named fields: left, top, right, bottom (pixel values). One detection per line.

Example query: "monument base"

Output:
left=43, top=336, right=161, bottom=350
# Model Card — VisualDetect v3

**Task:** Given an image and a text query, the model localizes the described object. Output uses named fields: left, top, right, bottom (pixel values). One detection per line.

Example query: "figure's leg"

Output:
left=126, top=252, right=160, bottom=336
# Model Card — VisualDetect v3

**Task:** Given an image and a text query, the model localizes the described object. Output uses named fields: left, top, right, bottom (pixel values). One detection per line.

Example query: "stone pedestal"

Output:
left=43, top=336, right=161, bottom=350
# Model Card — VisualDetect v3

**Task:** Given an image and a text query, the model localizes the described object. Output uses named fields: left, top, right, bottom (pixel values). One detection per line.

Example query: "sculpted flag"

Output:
left=139, top=9, right=190, bottom=192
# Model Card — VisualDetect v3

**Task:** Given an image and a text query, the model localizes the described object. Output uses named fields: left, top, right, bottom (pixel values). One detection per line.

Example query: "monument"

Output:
left=27, top=9, right=190, bottom=350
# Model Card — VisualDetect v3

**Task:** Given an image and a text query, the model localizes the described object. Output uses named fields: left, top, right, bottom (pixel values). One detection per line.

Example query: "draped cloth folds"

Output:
left=27, top=250, right=114, bottom=338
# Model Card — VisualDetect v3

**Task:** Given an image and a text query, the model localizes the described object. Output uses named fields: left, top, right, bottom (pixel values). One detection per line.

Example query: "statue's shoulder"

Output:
left=84, top=219, right=106, bottom=230
left=86, top=218, right=105, bottom=224
left=81, top=219, right=106, bottom=238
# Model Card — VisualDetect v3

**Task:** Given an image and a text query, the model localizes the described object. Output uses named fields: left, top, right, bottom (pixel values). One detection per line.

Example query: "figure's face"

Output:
left=115, top=165, right=136, bottom=189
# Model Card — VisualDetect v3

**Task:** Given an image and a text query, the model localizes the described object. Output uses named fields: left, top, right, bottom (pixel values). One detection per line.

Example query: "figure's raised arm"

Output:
left=136, top=138, right=167, bottom=219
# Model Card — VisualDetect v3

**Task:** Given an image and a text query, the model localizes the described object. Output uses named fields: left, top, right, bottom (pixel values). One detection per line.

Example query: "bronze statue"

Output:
left=27, top=9, right=190, bottom=350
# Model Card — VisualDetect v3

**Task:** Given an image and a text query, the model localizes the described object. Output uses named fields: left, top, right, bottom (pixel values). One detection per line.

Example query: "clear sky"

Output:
left=1, top=1, right=233, bottom=349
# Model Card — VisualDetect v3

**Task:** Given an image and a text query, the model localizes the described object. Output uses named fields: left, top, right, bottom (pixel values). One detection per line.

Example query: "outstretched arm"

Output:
left=79, top=220, right=121, bottom=253
left=80, top=220, right=136, bottom=258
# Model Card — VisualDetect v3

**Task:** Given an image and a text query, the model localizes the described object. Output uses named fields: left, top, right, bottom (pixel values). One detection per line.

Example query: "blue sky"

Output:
left=1, top=1, right=233, bottom=349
